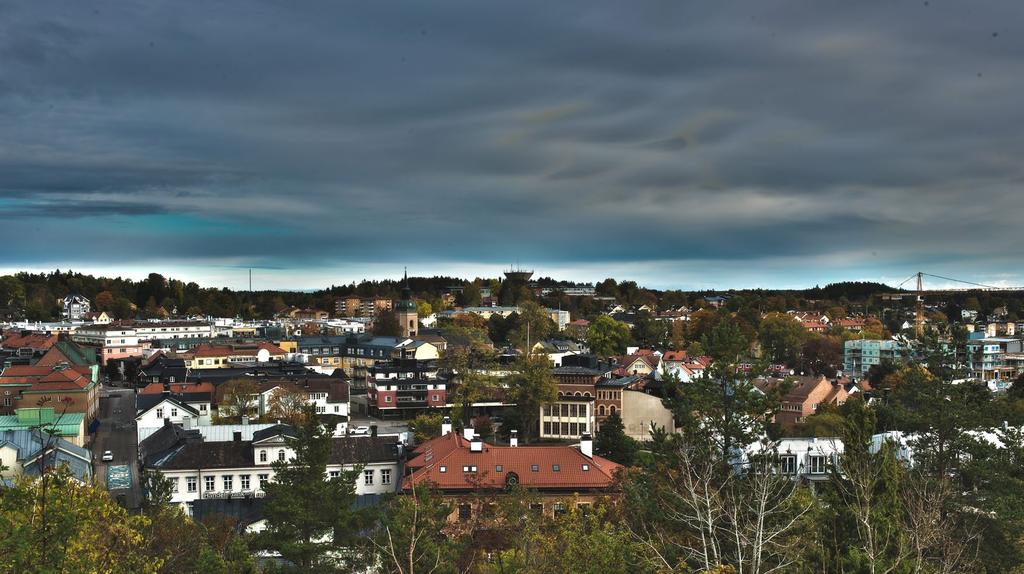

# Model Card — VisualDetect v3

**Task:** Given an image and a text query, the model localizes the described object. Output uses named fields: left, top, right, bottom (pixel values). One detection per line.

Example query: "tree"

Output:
left=0, top=275, right=26, bottom=309
left=416, top=300, right=432, bottom=317
left=506, top=301, right=556, bottom=352
left=801, top=335, right=842, bottom=376
left=370, top=485, right=469, bottom=574
left=255, top=404, right=364, bottom=572
left=141, top=469, right=175, bottom=510
left=217, top=379, right=259, bottom=422
left=0, top=468, right=162, bottom=574
left=374, top=310, right=402, bottom=337
left=664, top=317, right=778, bottom=464
left=94, top=290, right=115, bottom=312
left=631, top=310, right=669, bottom=349
left=587, top=315, right=631, bottom=357
left=410, top=412, right=444, bottom=443
left=112, top=296, right=136, bottom=320
left=505, top=354, right=558, bottom=443
left=595, top=412, right=637, bottom=465
left=266, top=386, right=309, bottom=425
left=758, top=313, right=808, bottom=365
left=441, top=346, right=497, bottom=428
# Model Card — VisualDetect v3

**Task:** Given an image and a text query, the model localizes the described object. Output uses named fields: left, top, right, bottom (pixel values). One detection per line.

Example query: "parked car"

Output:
left=352, top=426, right=370, bottom=435
left=101, top=450, right=114, bottom=462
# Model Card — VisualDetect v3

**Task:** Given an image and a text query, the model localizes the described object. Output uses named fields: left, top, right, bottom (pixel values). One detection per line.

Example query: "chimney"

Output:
left=580, top=433, right=593, bottom=458
left=370, top=424, right=378, bottom=437
left=162, top=383, right=170, bottom=397
left=441, top=416, right=452, bottom=435
left=233, top=431, right=242, bottom=442
left=470, top=434, right=483, bottom=453
left=241, top=415, right=250, bottom=426
left=464, top=427, right=475, bottom=441
left=510, top=429, right=519, bottom=447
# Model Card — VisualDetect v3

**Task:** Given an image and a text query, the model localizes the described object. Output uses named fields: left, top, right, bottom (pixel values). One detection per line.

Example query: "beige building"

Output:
left=620, top=390, right=675, bottom=442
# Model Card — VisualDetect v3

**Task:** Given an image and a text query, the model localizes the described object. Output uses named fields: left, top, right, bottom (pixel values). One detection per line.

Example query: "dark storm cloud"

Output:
left=2, top=0, right=1024, bottom=287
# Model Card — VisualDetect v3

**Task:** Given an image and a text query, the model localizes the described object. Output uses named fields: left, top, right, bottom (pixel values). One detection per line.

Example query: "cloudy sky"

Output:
left=1, top=1, right=1022, bottom=290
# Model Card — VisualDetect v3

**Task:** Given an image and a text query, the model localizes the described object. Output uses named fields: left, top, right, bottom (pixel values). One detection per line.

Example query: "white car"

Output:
left=352, top=426, right=370, bottom=435
left=101, top=450, right=114, bottom=462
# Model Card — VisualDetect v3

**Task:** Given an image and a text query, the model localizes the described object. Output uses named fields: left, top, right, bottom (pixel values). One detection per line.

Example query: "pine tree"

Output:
left=254, top=405, right=364, bottom=572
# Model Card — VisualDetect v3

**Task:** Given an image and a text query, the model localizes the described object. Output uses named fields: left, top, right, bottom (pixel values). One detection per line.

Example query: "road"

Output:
left=92, top=385, right=141, bottom=509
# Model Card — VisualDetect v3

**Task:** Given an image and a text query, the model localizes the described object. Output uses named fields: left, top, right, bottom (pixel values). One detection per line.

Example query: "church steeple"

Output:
left=396, top=267, right=417, bottom=337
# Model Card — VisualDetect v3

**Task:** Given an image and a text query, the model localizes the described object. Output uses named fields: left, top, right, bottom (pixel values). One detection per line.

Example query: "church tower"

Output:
left=396, top=268, right=418, bottom=338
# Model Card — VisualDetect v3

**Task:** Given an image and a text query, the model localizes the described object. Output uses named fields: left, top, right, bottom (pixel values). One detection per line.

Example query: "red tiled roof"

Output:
left=0, top=365, right=93, bottom=391
left=404, top=433, right=620, bottom=492
left=661, top=351, right=688, bottom=362
left=0, top=333, right=58, bottom=350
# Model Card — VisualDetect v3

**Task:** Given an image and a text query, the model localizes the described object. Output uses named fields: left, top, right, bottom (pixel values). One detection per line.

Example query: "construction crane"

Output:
left=895, top=272, right=1023, bottom=338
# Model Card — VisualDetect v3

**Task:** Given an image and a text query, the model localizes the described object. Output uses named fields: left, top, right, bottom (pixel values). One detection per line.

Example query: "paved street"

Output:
left=92, top=385, right=141, bottom=509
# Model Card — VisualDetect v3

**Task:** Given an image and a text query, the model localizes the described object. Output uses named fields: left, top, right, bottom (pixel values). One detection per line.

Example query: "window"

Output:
left=577, top=502, right=591, bottom=514
left=780, top=455, right=798, bottom=475
left=581, top=464, right=589, bottom=471
left=329, top=471, right=340, bottom=478
left=552, top=464, right=560, bottom=472
left=553, top=502, right=567, bottom=517
left=169, top=477, right=179, bottom=493
left=530, top=503, right=544, bottom=515
left=531, top=464, right=539, bottom=472
left=809, top=455, right=827, bottom=474
left=258, top=474, right=269, bottom=489
left=543, top=422, right=552, bottom=435
left=186, top=476, right=197, bottom=493
left=432, top=394, right=439, bottom=402
left=240, top=475, right=250, bottom=490
left=495, top=465, right=503, bottom=473
left=462, top=465, right=477, bottom=473
left=385, top=396, right=392, bottom=403
left=381, top=469, right=392, bottom=485
left=156, top=408, right=164, bottom=418
left=278, top=449, right=286, bottom=461
left=171, top=408, right=178, bottom=417
left=260, top=450, right=267, bottom=462
left=458, top=504, right=471, bottom=521
left=223, top=475, right=233, bottom=491
left=3, top=397, right=10, bottom=407
left=205, top=476, right=216, bottom=492
left=200, top=404, right=207, bottom=412
left=364, top=470, right=374, bottom=485
left=439, top=466, right=447, bottom=473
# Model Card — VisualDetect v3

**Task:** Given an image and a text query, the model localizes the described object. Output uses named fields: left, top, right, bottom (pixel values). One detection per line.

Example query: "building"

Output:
left=366, top=358, right=446, bottom=419
left=211, top=378, right=350, bottom=421
left=0, top=408, right=88, bottom=447
left=404, top=429, right=620, bottom=521
left=70, top=324, right=145, bottom=366
left=757, top=375, right=849, bottom=427
left=334, top=297, right=394, bottom=318
left=186, top=342, right=287, bottom=369
left=965, top=337, right=1023, bottom=382
left=539, top=365, right=603, bottom=440
left=395, top=275, right=418, bottom=339
left=0, top=364, right=99, bottom=424
left=61, top=294, right=91, bottom=321
left=739, top=437, right=843, bottom=482
left=843, top=339, right=908, bottom=376
left=0, top=429, right=93, bottom=483
left=150, top=424, right=403, bottom=515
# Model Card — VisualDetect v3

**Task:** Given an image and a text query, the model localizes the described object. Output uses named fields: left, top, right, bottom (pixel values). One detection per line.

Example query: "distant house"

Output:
left=0, top=407, right=88, bottom=447
left=0, top=363, right=100, bottom=423
left=756, top=375, right=848, bottom=427
left=61, top=294, right=91, bottom=321
left=83, top=311, right=111, bottom=324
